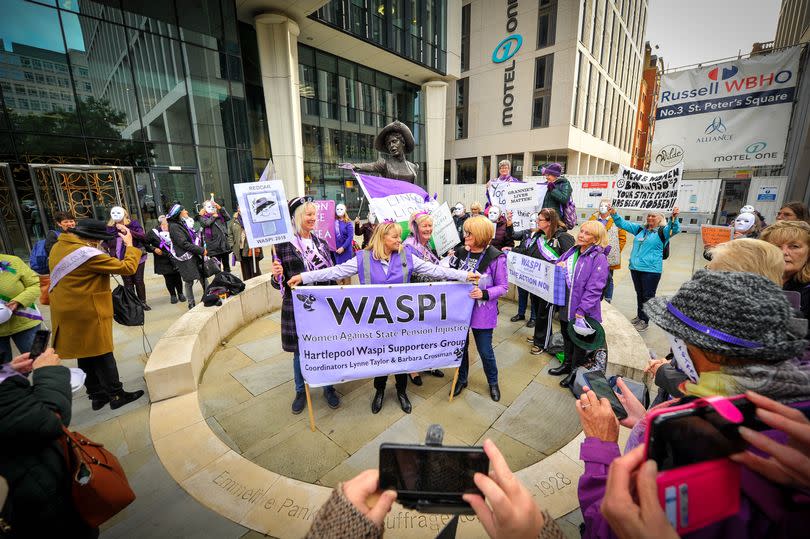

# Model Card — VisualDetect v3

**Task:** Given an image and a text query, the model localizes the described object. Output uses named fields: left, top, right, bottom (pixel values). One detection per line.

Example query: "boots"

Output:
left=548, top=356, right=572, bottom=376
left=109, top=389, right=145, bottom=410
left=559, top=352, right=581, bottom=387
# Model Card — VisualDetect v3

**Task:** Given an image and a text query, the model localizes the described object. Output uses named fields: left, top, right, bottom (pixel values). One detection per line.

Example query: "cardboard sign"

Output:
left=233, top=180, right=294, bottom=247
left=487, top=182, right=548, bottom=232
left=613, top=163, right=682, bottom=212
left=701, top=224, right=734, bottom=248
left=429, top=202, right=460, bottom=256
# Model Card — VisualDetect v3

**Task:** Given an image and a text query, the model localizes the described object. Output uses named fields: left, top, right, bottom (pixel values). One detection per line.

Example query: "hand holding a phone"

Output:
left=730, top=391, right=810, bottom=490
left=600, top=444, right=679, bottom=539
left=9, top=353, right=34, bottom=374
left=32, top=347, right=60, bottom=369
left=463, top=439, right=545, bottom=539
left=341, top=469, right=397, bottom=528
left=614, top=378, right=648, bottom=429
left=576, top=389, right=619, bottom=443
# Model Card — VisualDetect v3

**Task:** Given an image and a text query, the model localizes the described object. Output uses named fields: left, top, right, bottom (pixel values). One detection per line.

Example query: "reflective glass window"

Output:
left=185, top=43, right=231, bottom=147
left=176, top=0, right=223, bottom=49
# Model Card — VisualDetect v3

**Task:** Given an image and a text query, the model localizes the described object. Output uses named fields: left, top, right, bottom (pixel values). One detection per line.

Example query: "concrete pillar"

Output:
left=450, top=158, right=458, bottom=184
left=489, top=155, right=497, bottom=181
left=422, top=80, right=448, bottom=197
left=523, top=151, right=532, bottom=178
left=476, top=155, right=485, bottom=184
left=254, top=13, right=304, bottom=197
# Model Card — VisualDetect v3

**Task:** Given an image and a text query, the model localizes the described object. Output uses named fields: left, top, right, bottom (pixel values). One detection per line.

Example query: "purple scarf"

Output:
left=201, top=212, right=224, bottom=242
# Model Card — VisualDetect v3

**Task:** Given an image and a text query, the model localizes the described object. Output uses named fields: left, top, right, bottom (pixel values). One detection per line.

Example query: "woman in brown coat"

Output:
left=48, top=219, right=145, bottom=411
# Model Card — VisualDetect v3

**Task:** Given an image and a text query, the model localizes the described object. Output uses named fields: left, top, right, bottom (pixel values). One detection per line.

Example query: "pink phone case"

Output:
left=644, top=396, right=745, bottom=534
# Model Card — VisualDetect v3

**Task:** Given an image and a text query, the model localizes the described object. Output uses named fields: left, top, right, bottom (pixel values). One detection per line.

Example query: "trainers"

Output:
left=510, top=314, right=525, bottom=322
left=291, top=391, right=306, bottom=414
left=526, top=336, right=535, bottom=343
left=630, top=317, right=641, bottom=324
left=634, top=320, right=649, bottom=331
left=324, top=388, right=340, bottom=409
left=109, top=390, right=144, bottom=410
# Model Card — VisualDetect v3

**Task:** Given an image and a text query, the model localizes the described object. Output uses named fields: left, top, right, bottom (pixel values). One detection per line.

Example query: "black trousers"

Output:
left=559, top=320, right=587, bottom=367
left=123, top=261, right=146, bottom=302
left=163, top=273, right=183, bottom=296
left=532, top=299, right=555, bottom=348
left=240, top=256, right=262, bottom=281
left=77, top=352, right=123, bottom=401
left=374, top=374, right=407, bottom=393
left=212, top=252, right=230, bottom=273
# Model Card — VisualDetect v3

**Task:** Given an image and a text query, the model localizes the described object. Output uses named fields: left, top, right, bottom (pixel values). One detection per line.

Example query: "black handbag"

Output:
left=203, top=256, right=222, bottom=278
left=209, top=272, right=245, bottom=295
left=112, top=284, right=144, bottom=326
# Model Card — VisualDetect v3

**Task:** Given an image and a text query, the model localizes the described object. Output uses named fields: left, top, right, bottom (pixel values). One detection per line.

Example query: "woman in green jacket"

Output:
left=0, top=254, right=42, bottom=364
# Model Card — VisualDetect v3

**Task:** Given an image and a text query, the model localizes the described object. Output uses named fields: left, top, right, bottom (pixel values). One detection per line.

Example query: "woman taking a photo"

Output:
left=525, top=208, right=575, bottom=356
left=554, top=220, right=610, bottom=387
left=272, top=198, right=341, bottom=414
left=289, top=222, right=477, bottom=414
left=449, top=216, right=509, bottom=402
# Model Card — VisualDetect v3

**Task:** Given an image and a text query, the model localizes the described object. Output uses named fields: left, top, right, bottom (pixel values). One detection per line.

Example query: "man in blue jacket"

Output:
left=609, top=206, right=680, bottom=331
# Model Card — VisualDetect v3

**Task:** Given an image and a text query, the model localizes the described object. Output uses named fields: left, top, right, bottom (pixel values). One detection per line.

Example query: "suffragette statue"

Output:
left=340, top=120, right=419, bottom=183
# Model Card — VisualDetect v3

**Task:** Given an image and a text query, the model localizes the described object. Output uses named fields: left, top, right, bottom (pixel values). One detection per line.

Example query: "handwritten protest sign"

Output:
left=356, top=173, right=429, bottom=224
left=612, top=163, right=682, bottom=212
left=233, top=180, right=294, bottom=247
left=506, top=252, right=567, bottom=305
left=701, top=224, right=733, bottom=248
left=293, top=282, right=474, bottom=387
left=487, top=182, right=548, bottom=231
left=313, top=200, right=337, bottom=251
left=429, top=202, right=460, bottom=255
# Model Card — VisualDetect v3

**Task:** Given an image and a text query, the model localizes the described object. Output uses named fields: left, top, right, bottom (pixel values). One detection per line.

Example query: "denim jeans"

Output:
left=293, top=351, right=334, bottom=395
left=0, top=324, right=42, bottom=364
left=630, top=270, right=662, bottom=322
left=516, top=288, right=539, bottom=320
left=604, top=269, right=615, bottom=302
left=458, top=329, right=498, bottom=386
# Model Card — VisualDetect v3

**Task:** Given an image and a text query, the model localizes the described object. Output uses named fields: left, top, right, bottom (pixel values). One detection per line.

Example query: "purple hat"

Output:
left=542, top=162, right=563, bottom=177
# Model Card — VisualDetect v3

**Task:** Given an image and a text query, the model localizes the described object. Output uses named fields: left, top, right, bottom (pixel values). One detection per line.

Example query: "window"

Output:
left=537, top=0, right=557, bottom=49
left=461, top=3, right=471, bottom=71
left=31, top=59, right=42, bottom=70
left=24, top=72, right=34, bottom=81
left=35, top=74, right=44, bottom=83
left=532, top=54, right=553, bottom=128
left=456, top=77, right=468, bottom=139
left=456, top=157, right=477, bottom=184
left=43, top=62, right=53, bottom=72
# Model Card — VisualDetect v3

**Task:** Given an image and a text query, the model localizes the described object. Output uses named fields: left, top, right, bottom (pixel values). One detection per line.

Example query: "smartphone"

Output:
left=582, top=370, right=628, bottom=420
left=378, top=443, right=489, bottom=514
left=28, top=329, right=51, bottom=360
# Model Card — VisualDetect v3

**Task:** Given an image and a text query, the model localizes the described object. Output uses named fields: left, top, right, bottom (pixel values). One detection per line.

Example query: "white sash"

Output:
left=49, top=246, right=105, bottom=292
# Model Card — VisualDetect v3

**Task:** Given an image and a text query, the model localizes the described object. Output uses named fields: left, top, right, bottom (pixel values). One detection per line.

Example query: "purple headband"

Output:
left=666, top=303, right=764, bottom=349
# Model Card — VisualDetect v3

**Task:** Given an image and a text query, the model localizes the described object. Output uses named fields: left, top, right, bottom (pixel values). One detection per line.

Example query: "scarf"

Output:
left=201, top=212, right=223, bottom=242
left=0, top=261, right=16, bottom=275
left=684, top=359, right=810, bottom=403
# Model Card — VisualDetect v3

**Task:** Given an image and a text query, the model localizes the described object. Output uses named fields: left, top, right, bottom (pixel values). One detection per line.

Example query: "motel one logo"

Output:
left=492, top=0, right=522, bottom=126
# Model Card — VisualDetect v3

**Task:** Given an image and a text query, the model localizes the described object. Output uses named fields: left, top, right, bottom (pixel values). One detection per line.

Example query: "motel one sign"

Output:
left=492, top=0, right=522, bottom=126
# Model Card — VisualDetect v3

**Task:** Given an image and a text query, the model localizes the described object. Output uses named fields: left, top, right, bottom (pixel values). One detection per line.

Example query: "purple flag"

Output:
left=355, top=173, right=430, bottom=224
left=313, top=200, right=337, bottom=251
left=293, top=282, right=474, bottom=387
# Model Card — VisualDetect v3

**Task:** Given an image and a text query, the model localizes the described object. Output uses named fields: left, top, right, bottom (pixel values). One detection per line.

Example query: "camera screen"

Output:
left=379, top=445, right=488, bottom=496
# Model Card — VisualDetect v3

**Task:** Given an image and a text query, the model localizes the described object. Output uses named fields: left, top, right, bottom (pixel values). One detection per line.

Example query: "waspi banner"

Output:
left=506, top=252, right=567, bottom=305
left=293, top=282, right=474, bottom=387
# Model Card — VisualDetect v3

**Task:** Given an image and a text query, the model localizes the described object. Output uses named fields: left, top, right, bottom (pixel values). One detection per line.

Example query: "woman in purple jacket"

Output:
left=105, top=205, right=149, bottom=309
left=332, top=204, right=354, bottom=284
left=555, top=220, right=610, bottom=387
left=450, top=216, right=509, bottom=402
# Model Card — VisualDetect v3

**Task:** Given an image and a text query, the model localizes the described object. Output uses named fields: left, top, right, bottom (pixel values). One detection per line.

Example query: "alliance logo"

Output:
left=655, top=145, right=684, bottom=167
left=492, top=35, right=523, bottom=63
left=705, top=116, right=727, bottom=134
left=746, top=141, right=767, bottom=153
left=708, top=66, right=739, bottom=81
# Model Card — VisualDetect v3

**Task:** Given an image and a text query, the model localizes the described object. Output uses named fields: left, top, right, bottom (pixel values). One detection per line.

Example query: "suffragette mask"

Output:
left=110, top=206, right=125, bottom=222
left=488, top=207, right=501, bottom=222
left=734, top=212, right=756, bottom=232
left=336, top=204, right=347, bottom=218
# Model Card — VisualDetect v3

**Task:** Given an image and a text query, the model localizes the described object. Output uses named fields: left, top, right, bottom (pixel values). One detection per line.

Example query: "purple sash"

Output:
left=292, top=235, right=332, bottom=271
left=49, top=246, right=105, bottom=292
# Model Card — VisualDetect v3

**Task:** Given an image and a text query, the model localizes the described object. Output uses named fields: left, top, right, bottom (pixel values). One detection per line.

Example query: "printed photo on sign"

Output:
left=247, top=192, right=281, bottom=222
left=612, top=163, right=683, bottom=212
left=233, top=180, right=295, bottom=247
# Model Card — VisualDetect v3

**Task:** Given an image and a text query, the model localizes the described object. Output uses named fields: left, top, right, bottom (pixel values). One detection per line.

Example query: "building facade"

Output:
left=444, top=0, right=647, bottom=184
left=629, top=42, right=661, bottom=170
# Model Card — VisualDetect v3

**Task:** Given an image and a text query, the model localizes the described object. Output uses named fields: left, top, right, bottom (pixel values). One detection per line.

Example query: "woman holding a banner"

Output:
left=555, top=221, right=610, bottom=388
left=333, top=204, right=354, bottom=285
left=449, top=216, right=509, bottom=402
left=610, top=206, right=680, bottom=332
left=271, top=197, right=341, bottom=414
left=288, top=221, right=477, bottom=414
left=527, top=208, right=576, bottom=357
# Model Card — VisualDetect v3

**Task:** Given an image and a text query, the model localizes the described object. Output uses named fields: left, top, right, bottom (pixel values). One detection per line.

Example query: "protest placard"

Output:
left=313, top=200, right=336, bottom=251
left=232, top=180, right=295, bottom=247
left=293, top=282, right=474, bottom=387
left=356, top=173, right=429, bottom=224
left=506, top=251, right=567, bottom=305
left=429, top=202, right=460, bottom=255
left=701, top=224, right=734, bottom=248
left=612, top=163, right=683, bottom=212
left=487, top=181, right=548, bottom=231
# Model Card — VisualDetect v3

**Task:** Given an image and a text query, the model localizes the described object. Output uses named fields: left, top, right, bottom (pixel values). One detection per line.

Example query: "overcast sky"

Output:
left=646, top=0, right=783, bottom=70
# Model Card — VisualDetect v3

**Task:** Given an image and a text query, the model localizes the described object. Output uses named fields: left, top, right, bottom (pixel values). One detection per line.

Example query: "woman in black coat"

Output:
left=0, top=349, right=97, bottom=538
left=144, top=216, right=185, bottom=304
left=166, top=204, right=206, bottom=309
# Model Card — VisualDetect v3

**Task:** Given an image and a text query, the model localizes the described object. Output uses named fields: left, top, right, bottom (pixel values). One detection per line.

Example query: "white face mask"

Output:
left=336, top=204, right=346, bottom=217
left=110, top=206, right=125, bottom=222
left=368, top=212, right=376, bottom=224
left=453, top=204, right=465, bottom=217
left=665, top=332, right=700, bottom=383
left=488, top=207, right=501, bottom=222
left=599, top=204, right=609, bottom=214
left=183, top=216, right=195, bottom=228
left=734, top=212, right=756, bottom=232
left=740, top=205, right=755, bottom=215
left=203, top=202, right=216, bottom=214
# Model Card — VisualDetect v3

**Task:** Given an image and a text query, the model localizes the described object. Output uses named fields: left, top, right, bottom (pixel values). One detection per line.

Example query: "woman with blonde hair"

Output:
left=105, top=205, right=150, bottom=309
left=289, top=221, right=477, bottom=414
left=469, top=201, right=483, bottom=217
left=554, top=220, right=611, bottom=387
left=762, top=220, right=810, bottom=332
left=706, top=238, right=785, bottom=285
left=448, top=216, right=510, bottom=401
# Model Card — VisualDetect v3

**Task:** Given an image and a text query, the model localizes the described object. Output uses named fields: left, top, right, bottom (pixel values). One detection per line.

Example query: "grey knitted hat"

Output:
left=644, top=270, right=807, bottom=362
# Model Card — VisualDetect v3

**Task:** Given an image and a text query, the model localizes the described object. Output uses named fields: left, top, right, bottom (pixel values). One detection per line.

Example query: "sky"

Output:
left=0, top=1, right=85, bottom=53
left=646, top=0, right=783, bottom=70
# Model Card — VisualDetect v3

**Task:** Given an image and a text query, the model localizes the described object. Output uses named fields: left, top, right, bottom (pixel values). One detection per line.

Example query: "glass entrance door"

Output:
left=714, top=180, right=750, bottom=225
left=151, top=169, right=202, bottom=218
left=0, top=163, right=31, bottom=258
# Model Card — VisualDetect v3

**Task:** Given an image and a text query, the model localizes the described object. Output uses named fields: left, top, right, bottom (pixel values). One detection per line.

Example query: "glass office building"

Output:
left=0, top=0, right=270, bottom=257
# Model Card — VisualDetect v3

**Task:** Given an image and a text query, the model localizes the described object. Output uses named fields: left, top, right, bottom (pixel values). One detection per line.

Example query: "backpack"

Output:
left=658, top=227, right=671, bottom=260
left=112, top=284, right=144, bottom=326
left=29, top=239, right=50, bottom=274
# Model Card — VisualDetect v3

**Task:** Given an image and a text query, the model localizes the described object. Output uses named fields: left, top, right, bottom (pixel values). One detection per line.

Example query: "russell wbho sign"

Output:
left=492, top=0, right=522, bottom=126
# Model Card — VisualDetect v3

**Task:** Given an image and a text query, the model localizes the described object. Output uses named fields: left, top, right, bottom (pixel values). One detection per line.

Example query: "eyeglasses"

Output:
left=463, top=231, right=472, bottom=238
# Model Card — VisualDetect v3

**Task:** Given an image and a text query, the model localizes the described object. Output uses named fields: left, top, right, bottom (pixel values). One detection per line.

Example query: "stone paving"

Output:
left=23, top=231, right=702, bottom=538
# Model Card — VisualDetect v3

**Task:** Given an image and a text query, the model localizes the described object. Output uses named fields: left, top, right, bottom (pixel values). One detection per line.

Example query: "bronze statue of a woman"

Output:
left=340, top=120, right=419, bottom=183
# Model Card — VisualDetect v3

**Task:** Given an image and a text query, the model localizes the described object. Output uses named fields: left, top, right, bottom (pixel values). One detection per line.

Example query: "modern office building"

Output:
left=0, top=0, right=458, bottom=258
left=629, top=42, right=662, bottom=170
left=444, top=0, right=648, bottom=184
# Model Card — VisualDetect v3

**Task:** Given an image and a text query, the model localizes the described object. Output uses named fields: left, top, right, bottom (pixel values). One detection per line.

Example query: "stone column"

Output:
left=422, top=79, right=448, bottom=197
left=254, top=13, right=304, bottom=197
